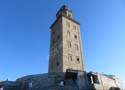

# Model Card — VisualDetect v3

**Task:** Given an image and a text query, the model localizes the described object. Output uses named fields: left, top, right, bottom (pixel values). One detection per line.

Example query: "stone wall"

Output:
left=88, top=72, right=123, bottom=90
left=62, top=16, right=84, bottom=72
left=49, top=16, right=63, bottom=73
left=0, top=70, right=123, bottom=90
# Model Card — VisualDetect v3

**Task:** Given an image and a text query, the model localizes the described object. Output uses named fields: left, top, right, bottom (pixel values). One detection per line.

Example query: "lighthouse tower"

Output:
left=49, top=5, right=85, bottom=73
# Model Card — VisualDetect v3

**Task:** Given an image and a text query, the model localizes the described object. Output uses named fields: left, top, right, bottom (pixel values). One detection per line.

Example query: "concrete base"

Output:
left=0, top=70, right=123, bottom=90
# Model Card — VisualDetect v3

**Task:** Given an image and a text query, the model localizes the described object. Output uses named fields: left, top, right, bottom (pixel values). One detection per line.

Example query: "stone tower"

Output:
left=49, top=5, right=85, bottom=73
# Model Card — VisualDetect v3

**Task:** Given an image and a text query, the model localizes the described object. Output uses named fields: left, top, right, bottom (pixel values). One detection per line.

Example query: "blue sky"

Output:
left=0, top=0, right=125, bottom=87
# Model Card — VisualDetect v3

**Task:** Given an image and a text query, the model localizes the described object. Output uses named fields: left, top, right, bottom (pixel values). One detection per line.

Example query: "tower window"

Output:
left=70, top=42, right=71, bottom=48
left=75, top=44, right=78, bottom=50
left=68, top=54, right=72, bottom=61
left=73, top=25, right=76, bottom=30
left=67, top=41, right=72, bottom=48
left=66, top=22, right=70, bottom=28
left=74, top=35, right=77, bottom=40
left=68, top=14, right=71, bottom=18
left=76, top=57, right=80, bottom=63
left=57, top=62, right=59, bottom=66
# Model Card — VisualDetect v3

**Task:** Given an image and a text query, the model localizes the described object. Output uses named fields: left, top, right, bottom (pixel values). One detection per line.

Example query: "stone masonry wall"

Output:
left=62, top=16, right=84, bottom=72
